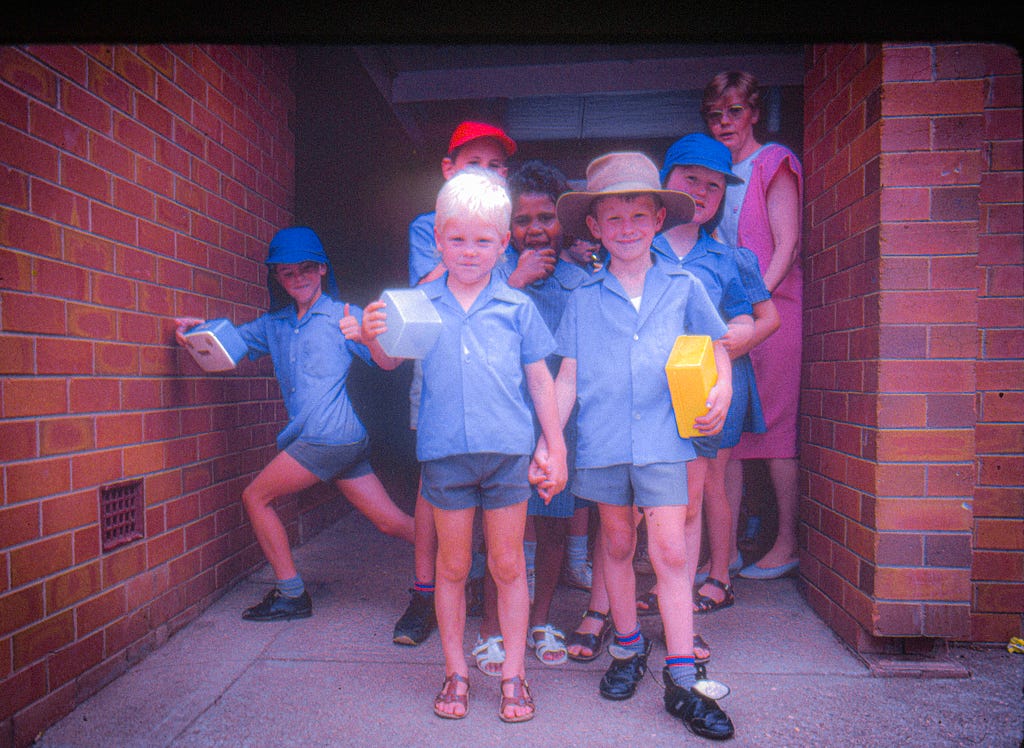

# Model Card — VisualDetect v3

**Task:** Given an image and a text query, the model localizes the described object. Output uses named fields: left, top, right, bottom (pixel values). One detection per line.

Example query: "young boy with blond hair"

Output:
left=353, top=168, right=566, bottom=723
left=393, top=122, right=518, bottom=648
left=538, top=152, right=736, bottom=740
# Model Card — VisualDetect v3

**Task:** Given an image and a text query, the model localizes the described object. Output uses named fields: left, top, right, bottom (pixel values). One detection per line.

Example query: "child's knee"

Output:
left=436, top=553, right=472, bottom=584
left=486, top=547, right=525, bottom=585
left=648, top=537, right=686, bottom=572
left=602, top=528, right=636, bottom=563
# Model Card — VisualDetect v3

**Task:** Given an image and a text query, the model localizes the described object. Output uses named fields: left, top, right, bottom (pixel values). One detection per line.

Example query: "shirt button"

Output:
left=633, top=334, right=639, bottom=341
left=634, top=413, right=641, bottom=420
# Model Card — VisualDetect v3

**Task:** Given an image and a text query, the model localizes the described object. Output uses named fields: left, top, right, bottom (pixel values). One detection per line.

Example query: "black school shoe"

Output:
left=599, top=637, right=653, bottom=700
left=241, top=588, right=312, bottom=621
left=392, top=589, right=436, bottom=646
left=662, top=668, right=735, bottom=740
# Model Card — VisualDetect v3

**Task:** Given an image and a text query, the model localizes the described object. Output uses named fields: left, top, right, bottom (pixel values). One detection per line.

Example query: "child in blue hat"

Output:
left=174, top=226, right=415, bottom=622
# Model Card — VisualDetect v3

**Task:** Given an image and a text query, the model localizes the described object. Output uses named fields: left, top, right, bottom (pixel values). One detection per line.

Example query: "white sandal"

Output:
left=472, top=634, right=505, bottom=677
left=528, top=624, right=568, bottom=666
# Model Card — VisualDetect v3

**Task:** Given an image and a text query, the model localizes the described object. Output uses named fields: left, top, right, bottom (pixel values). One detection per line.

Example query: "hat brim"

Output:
left=556, top=189, right=696, bottom=241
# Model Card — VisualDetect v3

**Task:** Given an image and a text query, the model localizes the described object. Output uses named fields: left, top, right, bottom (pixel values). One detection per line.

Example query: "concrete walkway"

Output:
left=36, top=511, right=1024, bottom=747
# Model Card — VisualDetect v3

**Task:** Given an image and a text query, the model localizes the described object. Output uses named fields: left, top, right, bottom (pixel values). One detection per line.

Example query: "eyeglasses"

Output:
left=273, top=262, right=322, bottom=281
left=705, top=104, right=748, bottom=126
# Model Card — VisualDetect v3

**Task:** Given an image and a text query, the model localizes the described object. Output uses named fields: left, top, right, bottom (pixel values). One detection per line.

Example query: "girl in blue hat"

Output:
left=175, top=226, right=414, bottom=622
left=638, top=134, right=780, bottom=633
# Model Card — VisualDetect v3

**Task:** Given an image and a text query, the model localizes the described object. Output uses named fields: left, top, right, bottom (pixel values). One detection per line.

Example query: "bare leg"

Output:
left=530, top=516, right=569, bottom=660
left=599, top=503, right=639, bottom=638
left=643, top=458, right=707, bottom=603
left=646, top=505, right=692, bottom=658
left=431, top=504, right=474, bottom=717
left=483, top=501, right=533, bottom=720
left=695, top=449, right=734, bottom=604
left=567, top=529, right=609, bottom=659
left=754, top=457, right=800, bottom=568
left=241, top=451, right=321, bottom=580
left=724, top=457, right=744, bottom=559
left=413, top=487, right=436, bottom=584
left=335, top=472, right=415, bottom=544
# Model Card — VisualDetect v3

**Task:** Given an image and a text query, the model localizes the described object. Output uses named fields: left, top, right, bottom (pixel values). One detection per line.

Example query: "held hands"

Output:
left=173, top=317, right=206, bottom=347
left=529, top=434, right=568, bottom=504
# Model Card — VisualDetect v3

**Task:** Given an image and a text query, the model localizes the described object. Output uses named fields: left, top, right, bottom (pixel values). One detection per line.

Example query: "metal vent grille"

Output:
left=100, top=480, right=144, bottom=551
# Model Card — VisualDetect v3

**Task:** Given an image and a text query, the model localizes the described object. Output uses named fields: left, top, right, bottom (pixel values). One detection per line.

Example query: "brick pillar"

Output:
left=802, top=42, right=1023, bottom=652
left=0, top=45, right=350, bottom=746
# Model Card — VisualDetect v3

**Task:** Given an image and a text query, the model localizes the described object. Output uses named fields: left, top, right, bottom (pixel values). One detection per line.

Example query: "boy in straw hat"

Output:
left=533, top=152, right=736, bottom=739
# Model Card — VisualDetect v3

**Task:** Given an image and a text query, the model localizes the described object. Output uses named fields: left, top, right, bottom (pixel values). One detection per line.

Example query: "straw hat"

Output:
left=556, top=152, right=695, bottom=239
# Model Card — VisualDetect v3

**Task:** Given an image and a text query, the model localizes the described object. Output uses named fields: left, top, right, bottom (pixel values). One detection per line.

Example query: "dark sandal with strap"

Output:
left=693, top=577, right=735, bottom=614
left=566, top=609, right=611, bottom=663
left=636, top=590, right=660, bottom=617
left=693, top=634, right=712, bottom=664
left=433, top=672, right=470, bottom=719
left=498, top=675, right=535, bottom=723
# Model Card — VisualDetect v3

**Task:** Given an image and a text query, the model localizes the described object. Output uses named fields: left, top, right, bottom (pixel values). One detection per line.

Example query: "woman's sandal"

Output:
left=433, top=673, right=470, bottom=720
left=566, top=609, right=611, bottom=662
left=528, top=624, right=568, bottom=666
left=498, top=675, right=535, bottom=723
left=693, top=577, right=735, bottom=614
left=636, top=590, right=660, bottom=616
left=472, top=634, right=505, bottom=676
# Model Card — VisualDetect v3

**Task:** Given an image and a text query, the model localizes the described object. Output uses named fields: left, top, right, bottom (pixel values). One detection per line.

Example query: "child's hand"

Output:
left=173, top=317, right=205, bottom=347
left=719, top=320, right=755, bottom=360
left=694, top=380, right=733, bottom=436
left=359, top=300, right=389, bottom=343
left=340, top=304, right=363, bottom=343
left=530, top=436, right=568, bottom=504
left=509, top=248, right=556, bottom=288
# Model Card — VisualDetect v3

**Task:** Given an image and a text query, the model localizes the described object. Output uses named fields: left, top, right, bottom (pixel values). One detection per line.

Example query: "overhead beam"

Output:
left=388, top=53, right=805, bottom=103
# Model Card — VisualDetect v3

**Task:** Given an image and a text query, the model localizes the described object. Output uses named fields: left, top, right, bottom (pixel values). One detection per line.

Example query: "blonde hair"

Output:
left=435, top=166, right=511, bottom=236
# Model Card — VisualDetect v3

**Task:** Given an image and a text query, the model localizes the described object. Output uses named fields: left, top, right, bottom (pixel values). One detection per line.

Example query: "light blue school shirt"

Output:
left=652, top=230, right=754, bottom=321
left=555, top=259, right=728, bottom=468
left=493, top=255, right=589, bottom=375
left=416, top=273, right=556, bottom=461
left=236, top=294, right=375, bottom=451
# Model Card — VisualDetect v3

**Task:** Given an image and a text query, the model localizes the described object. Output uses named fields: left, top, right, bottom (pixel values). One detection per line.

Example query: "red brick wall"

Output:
left=802, top=42, right=1023, bottom=651
left=0, top=45, right=341, bottom=745
left=971, top=44, right=1024, bottom=642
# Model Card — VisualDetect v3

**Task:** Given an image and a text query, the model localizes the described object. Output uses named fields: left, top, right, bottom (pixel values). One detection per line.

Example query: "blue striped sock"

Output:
left=276, top=575, right=305, bottom=598
left=413, top=580, right=435, bottom=595
left=614, top=625, right=645, bottom=654
left=665, top=654, right=697, bottom=688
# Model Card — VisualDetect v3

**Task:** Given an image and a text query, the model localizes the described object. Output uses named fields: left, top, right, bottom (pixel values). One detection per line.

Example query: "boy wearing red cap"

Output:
left=392, top=122, right=518, bottom=649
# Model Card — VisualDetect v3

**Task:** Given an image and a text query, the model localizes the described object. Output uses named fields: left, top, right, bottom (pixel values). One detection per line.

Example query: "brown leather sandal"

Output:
left=498, top=675, right=535, bottom=723
left=433, top=672, right=470, bottom=720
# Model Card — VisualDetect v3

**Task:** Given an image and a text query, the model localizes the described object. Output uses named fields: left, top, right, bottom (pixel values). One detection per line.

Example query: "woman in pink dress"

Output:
left=703, top=71, right=804, bottom=579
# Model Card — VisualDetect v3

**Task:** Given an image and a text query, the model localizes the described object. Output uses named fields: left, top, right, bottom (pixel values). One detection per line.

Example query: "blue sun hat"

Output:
left=659, top=133, right=745, bottom=186
left=265, top=226, right=340, bottom=310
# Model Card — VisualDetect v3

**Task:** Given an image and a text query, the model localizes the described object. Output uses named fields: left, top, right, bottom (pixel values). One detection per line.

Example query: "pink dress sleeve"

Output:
left=732, top=144, right=804, bottom=459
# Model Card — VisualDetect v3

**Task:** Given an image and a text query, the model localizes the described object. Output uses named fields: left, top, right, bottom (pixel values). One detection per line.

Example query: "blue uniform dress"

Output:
left=555, top=260, right=727, bottom=492
left=494, top=256, right=589, bottom=518
left=652, top=230, right=766, bottom=457
left=416, top=272, right=556, bottom=465
left=235, top=294, right=376, bottom=452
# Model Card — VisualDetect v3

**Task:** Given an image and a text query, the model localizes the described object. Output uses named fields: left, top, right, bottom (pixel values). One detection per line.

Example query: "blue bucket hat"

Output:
left=265, top=226, right=340, bottom=309
left=659, top=133, right=744, bottom=186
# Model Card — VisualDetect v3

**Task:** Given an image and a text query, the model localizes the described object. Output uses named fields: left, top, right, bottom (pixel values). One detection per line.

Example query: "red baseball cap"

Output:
left=447, top=121, right=516, bottom=156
